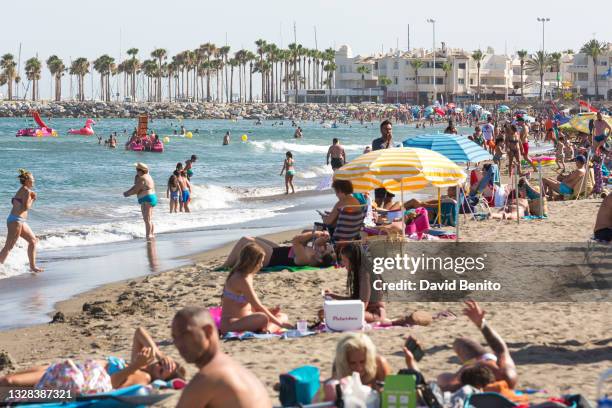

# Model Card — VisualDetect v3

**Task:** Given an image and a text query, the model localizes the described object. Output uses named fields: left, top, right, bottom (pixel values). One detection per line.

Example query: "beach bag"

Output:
left=494, top=185, right=507, bottom=208
left=343, top=372, right=379, bottom=408
left=405, top=208, right=430, bottom=239
left=324, top=300, right=365, bottom=331
left=279, top=365, right=320, bottom=406
left=36, top=359, right=112, bottom=395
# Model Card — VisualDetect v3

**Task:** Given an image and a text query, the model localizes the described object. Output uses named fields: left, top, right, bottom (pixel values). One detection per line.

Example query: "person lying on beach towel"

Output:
left=221, top=232, right=336, bottom=270
left=220, top=243, right=294, bottom=334
left=0, top=327, right=185, bottom=389
left=436, top=300, right=518, bottom=394
left=172, top=307, right=272, bottom=408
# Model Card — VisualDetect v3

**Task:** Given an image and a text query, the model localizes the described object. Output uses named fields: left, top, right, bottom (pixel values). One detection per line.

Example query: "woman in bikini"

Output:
left=504, top=124, right=521, bottom=176
left=123, top=162, right=157, bottom=239
left=219, top=243, right=293, bottom=334
left=0, top=327, right=185, bottom=389
left=0, top=169, right=43, bottom=272
left=280, top=151, right=296, bottom=194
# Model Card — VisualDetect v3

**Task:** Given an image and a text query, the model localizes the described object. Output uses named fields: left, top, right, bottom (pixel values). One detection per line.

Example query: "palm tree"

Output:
left=126, top=48, right=139, bottom=101
left=517, top=50, right=528, bottom=97
left=441, top=62, right=452, bottom=103
left=25, top=57, right=42, bottom=101
left=288, top=43, right=302, bottom=102
left=526, top=51, right=550, bottom=101
left=323, top=61, right=336, bottom=90
left=46, top=55, right=65, bottom=101
left=218, top=45, right=230, bottom=102
left=246, top=51, right=256, bottom=102
left=0, top=54, right=18, bottom=100
left=580, top=39, right=607, bottom=99
left=255, top=39, right=267, bottom=102
left=70, top=58, right=89, bottom=101
left=550, top=52, right=562, bottom=96
left=378, top=75, right=392, bottom=102
left=471, top=49, right=484, bottom=100
left=410, top=58, right=424, bottom=104
left=151, top=49, right=167, bottom=101
left=228, top=57, right=239, bottom=102
left=356, top=65, right=370, bottom=100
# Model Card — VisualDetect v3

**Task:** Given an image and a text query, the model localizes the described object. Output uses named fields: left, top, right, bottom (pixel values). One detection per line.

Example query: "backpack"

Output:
left=279, top=365, right=320, bottom=406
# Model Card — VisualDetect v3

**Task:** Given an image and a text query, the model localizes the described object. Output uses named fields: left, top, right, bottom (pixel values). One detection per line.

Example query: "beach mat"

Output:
left=260, top=265, right=322, bottom=273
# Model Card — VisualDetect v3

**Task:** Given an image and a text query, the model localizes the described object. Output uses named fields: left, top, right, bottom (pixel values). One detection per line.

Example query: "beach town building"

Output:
left=568, top=43, right=612, bottom=100
left=511, top=53, right=574, bottom=99
left=332, top=44, right=517, bottom=104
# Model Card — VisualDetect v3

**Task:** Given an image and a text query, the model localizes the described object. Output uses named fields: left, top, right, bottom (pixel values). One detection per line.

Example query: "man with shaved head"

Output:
left=172, top=307, right=271, bottom=408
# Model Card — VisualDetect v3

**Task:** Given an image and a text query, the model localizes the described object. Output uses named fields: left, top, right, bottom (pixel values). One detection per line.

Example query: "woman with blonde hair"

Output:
left=220, top=243, right=293, bottom=334
left=333, top=333, right=390, bottom=386
left=0, top=169, right=43, bottom=272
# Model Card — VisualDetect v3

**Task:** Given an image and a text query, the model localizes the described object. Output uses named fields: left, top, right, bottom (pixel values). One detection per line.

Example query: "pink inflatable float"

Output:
left=16, top=111, right=57, bottom=137
left=68, top=119, right=95, bottom=135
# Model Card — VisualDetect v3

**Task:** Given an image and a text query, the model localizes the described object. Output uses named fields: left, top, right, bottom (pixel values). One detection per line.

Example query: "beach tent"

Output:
left=402, top=134, right=492, bottom=163
left=334, top=147, right=466, bottom=240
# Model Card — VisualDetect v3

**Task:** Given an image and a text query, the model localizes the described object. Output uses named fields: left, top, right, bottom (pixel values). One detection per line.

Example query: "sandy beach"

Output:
left=1, top=194, right=609, bottom=406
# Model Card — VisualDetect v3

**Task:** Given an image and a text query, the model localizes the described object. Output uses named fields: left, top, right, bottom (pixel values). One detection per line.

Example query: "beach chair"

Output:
left=464, top=392, right=517, bottom=408
left=428, top=200, right=459, bottom=227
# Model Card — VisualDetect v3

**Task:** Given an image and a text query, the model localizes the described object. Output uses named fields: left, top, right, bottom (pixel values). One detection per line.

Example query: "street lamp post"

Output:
left=537, top=17, right=550, bottom=98
left=427, top=18, right=436, bottom=104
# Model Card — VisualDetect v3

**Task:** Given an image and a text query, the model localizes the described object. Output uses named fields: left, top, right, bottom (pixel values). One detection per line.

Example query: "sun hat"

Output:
left=134, top=162, right=149, bottom=172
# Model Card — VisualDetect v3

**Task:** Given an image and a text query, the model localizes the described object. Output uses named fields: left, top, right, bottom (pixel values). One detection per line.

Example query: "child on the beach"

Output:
left=166, top=174, right=181, bottom=213
left=280, top=151, right=295, bottom=194
left=493, top=137, right=505, bottom=167
left=556, top=136, right=567, bottom=172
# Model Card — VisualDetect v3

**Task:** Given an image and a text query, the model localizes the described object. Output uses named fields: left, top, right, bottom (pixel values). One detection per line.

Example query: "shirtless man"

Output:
left=542, top=155, right=587, bottom=199
left=326, top=138, right=346, bottom=171
left=504, top=124, right=521, bottom=175
left=176, top=170, right=192, bottom=213
left=593, top=112, right=611, bottom=151
left=517, top=118, right=536, bottom=171
left=435, top=300, right=518, bottom=392
left=172, top=307, right=272, bottom=408
left=294, top=127, right=303, bottom=138
left=594, top=193, right=612, bottom=242
left=223, top=131, right=230, bottom=145
left=123, top=163, right=157, bottom=238
left=184, top=155, right=197, bottom=180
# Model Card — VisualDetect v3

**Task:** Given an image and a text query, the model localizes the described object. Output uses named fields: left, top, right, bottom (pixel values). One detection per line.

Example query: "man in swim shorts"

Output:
left=593, top=112, right=611, bottom=151
left=172, top=307, right=271, bottom=408
left=542, top=155, right=587, bottom=199
left=327, top=138, right=346, bottom=171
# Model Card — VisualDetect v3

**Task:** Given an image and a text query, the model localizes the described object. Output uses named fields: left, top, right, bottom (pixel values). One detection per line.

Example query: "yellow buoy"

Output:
left=52, top=131, right=58, bottom=137
left=241, top=134, right=248, bottom=142
left=186, top=132, right=193, bottom=139
left=35, top=130, right=42, bottom=137
left=163, top=136, right=170, bottom=143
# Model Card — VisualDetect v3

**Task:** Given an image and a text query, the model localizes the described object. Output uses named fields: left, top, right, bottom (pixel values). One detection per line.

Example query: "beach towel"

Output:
left=260, top=265, right=322, bottom=273
left=222, top=329, right=317, bottom=341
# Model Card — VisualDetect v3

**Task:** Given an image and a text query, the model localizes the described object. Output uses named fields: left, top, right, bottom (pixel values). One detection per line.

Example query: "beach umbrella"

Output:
left=347, top=105, right=359, bottom=111
left=446, top=102, right=456, bottom=109
left=469, top=104, right=482, bottom=112
left=455, top=108, right=463, bottom=113
left=402, top=134, right=492, bottom=163
left=515, top=109, right=528, bottom=114
left=434, top=107, right=446, bottom=116
left=569, top=112, right=612, bottom=134
left=335, top=147, right=466, bottom=239
left=498, top=105, right=510, bottom=112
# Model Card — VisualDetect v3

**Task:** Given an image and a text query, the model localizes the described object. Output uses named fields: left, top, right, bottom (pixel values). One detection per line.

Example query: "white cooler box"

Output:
left=324, top=299, right=365, bottom=331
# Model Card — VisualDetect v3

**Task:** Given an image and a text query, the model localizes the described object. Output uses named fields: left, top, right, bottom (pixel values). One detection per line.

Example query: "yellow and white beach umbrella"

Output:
left=334, top=147, right=466, bottom=193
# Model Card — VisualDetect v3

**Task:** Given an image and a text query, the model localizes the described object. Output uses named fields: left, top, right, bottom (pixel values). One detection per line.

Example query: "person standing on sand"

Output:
left=280, top=151, right=296, bottom=194
left=372, top=120, right=394, bottom=206
left=593, top=112, right=611, bottom=152
left=172, top=307, right=272, bottom=408
left=517, top=118, right=536, bottom=171
left=123, top=163, right=157, bottom=239
left=0, top=169, right=43, bottom=272
left=327, top=138, right=346, bottom=171
left=223, top=131, right=230, bottom=145
left=482, top=117, right=495, bottom=154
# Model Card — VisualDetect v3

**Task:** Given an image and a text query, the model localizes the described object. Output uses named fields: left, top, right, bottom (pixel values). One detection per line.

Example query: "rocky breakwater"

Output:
left=0, top=100, right=395, bottom=121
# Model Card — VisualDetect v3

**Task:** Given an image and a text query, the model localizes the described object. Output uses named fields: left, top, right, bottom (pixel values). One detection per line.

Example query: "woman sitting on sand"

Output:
left=316, top=333, right=391, bottom=402
left=220, top=243, right=293, bottom=334
left=0, top=169, right=43, bottom=272
left=0, top=327, right=185, bottom=389
left=320, top=180, right=362, bottom=230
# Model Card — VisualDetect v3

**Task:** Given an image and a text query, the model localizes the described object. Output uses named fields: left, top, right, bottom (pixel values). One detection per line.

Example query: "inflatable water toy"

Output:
left=522, top=155, right=555, bottom=167
left=16, top=110, right=57, bottom=137
left=125, top=114, right=164, bottom=153
left=68, top=119, right=95, bottom=135
left=241, top=134, right=248, bottom=142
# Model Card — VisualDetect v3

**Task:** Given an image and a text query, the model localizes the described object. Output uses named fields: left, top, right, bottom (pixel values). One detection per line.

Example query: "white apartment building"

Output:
left=334, top=44, right=514, bottom=104
left=568, top=43, right=612, bottom=100
left=511, top=53, right=574, bottom=98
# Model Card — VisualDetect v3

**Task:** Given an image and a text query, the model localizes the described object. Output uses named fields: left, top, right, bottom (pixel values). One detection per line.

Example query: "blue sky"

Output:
left=1, top=0, right=610, bottom=98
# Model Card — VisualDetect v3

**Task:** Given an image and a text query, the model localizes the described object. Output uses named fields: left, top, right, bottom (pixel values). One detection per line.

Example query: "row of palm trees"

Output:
left=0, top=41, right=338, bottom=103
